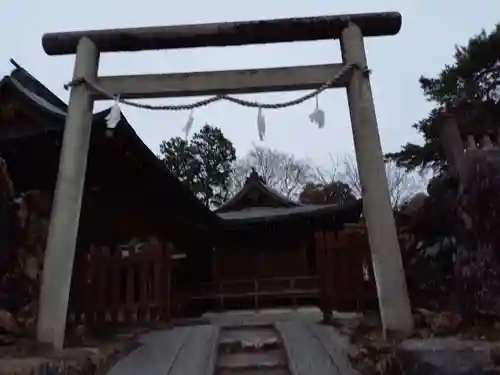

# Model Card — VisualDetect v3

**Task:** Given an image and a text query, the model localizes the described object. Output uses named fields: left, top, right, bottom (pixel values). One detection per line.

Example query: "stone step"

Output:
left=216, top=368, right=290, bottom=375
left=219, top=340, right=281, bottom=354
left=216, top=350, right=287, bottom=371
left=222, top=323, right=276, bottom=330
left=219, top=327, right=280, bottom=353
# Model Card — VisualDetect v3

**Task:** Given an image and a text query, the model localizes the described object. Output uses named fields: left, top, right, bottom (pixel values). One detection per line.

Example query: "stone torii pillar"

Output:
left=340, top=23, right=413, bottom=337
left=37, top=11, right=413, bottom=350
left=37, top=37, right=99, bottom=350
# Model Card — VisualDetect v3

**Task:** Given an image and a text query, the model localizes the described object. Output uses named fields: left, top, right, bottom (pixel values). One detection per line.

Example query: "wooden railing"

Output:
left=68, top=243, right=172, bottom=325
left=190, top=276, right=319, bottom=310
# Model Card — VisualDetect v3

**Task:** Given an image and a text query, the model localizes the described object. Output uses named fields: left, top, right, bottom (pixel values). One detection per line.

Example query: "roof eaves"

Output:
left=218, top=199, right=362, bottom=224
left=1, top=66, right=220, bottom=227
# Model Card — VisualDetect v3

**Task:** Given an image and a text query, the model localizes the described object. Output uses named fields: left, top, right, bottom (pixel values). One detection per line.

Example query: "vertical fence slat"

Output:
left=325, top=231, right=337, bottom=310
left=69, top=239, right=174, bottom=327
left=153, top=261, right=163, bottom=321
left=164, top=244, right=172, bottom=321
left=315, top=231, right=330, bottom=320
left=111, top=250, right=122, bottom=323
left=126, top=249, right=136, bottom=322
left=97, top=247, right=109, bottom=323
left=139, top=255, right=150, bottom=323
left=87, top=246, right=99, bottom=323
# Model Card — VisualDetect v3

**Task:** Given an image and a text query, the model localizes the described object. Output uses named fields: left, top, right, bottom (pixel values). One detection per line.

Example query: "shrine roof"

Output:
left=216, top=199, right=362, bottom=224
left=215, top=168, right=362, bottom=224
left=215, top=169, right=301, bottom=213
left=0, top=61, right=220, bottom=235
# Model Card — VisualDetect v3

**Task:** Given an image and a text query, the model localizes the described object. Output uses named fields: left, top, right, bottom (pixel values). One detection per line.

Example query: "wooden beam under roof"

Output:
left=42, top=12, right=402, bottom=55
left=91, top=64, right=348, bottom=100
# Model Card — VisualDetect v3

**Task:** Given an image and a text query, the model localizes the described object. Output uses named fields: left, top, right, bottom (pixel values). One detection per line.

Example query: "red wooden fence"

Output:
left=67, top=226, right=377, bottom=325
left=68, top=241, right=172, bottom=325
left=190, top=276, right=319, bottom=310
left=315, top=225, right=378, bottom=313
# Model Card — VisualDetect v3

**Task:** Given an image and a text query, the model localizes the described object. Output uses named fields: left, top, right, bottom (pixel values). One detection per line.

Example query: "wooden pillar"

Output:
left=211, top=247, right=218, bottom=281
left=340, top=23, right=413, bottom=338
left=164, top=243, right=172, bottom=321
left=37, top=37, right=99, bottom=350
left=315, top=230, right=332, bottom=323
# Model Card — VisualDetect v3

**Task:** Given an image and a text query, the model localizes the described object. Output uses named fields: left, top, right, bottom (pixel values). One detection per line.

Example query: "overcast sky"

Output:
left=1, top=0, right=499, bottom=167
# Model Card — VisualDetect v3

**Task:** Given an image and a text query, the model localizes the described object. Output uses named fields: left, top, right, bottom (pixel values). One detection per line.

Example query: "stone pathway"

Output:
left=105, top=325, right=219, bottom=375
left=277, top=321, right=359, bottom=375
left=104, top=308, right=359, bottom=375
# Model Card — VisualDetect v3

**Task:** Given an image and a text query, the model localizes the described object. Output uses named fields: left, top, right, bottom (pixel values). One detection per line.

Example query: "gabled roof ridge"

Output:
left=8, top=59, right=68, bottom=111
left=215, top=168, right=301, bottom=212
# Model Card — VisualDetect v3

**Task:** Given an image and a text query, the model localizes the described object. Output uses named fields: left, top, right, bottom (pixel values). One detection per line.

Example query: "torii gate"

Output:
left=37, top=11, right=413, bottom=350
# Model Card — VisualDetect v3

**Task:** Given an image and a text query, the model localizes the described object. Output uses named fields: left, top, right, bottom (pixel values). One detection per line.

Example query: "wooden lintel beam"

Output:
left=92, top=64, right=347, bottom=100
left=42, top=12, right=402, bottom=55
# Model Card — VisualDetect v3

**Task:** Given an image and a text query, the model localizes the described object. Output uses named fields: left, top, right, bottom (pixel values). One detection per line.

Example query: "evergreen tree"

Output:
left=386, top=24, right=500, bottom=172
left=159, top=124, right=236, bottom=207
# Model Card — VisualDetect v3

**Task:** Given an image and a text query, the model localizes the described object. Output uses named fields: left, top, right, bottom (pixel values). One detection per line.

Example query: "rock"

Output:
left=23, top=255, right=39, bottom=280
left=0, top=333, right=15, bottom=345
left=431, top=311, right=462, bottom=335
left=413, top=312, right=424, bottom=327
left=416, top=328, right=433, bottom=339
left=375, top=353, right=404, bottom=375
left=490, top=345, right=500, bottom=365
left=365, top=340, right=393, bottom=355
left=71, top=324, right=91, bottom=345
left=414, top=308, right=436, bottom=326
left=401, top=193, right=427, bottom=215
left=483, top=369, right=500, bottom=375
left=348, top=347, right=367, bottom=362
left=397, top=337, right=498, bottom=375
left=0, top=309, right=19, bottom=334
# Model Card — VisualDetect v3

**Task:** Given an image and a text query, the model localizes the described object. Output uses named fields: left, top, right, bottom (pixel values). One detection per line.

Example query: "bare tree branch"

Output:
left=229, top=145, right=318, bottom=200
left=323, top=155, right=424, bottom=209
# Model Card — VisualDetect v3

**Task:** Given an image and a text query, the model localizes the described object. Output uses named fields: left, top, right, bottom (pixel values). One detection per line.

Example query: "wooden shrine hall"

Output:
left=190, top=170, right=378, bottom=313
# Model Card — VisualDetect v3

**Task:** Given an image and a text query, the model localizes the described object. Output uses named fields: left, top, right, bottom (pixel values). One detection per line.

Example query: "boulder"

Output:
left=397, top=337, right=500, bottom=375
left=431, top=311, right=463, bottom=336
left=0, top=309, right=19, bottom=335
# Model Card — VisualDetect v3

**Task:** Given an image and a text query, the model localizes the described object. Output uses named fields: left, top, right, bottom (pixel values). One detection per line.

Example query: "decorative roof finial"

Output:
left=249, top=168, right=258, bottom=179
left=248, top=168, right=267, bottom=184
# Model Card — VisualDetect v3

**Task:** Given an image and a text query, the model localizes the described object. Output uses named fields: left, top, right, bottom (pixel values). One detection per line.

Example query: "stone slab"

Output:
left=308, top=323, right=359, bottom=375
left=217, top=350, right=286, bottom=369
left=169, top=325, right=219, bottom=375
left=203, top=308, right=322, bottom=327
left=277, top=321, right=352, bottom=375
left=397, top=338, right=499, bottom=375
left=217, top=369, right=290, bottom=375
left=105, top=327, right=192, bottom=375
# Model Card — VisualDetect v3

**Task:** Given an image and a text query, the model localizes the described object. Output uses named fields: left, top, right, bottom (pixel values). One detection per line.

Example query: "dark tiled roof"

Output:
left=217, top=199, right=362, bottom=223
left=0, top=62, right=220, bottom=228
left=215, top=170, right=300, bottom=213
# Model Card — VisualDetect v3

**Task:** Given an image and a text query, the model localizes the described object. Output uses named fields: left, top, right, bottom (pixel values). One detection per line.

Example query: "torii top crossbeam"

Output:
left=42, top=12, right=402, bottom=55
